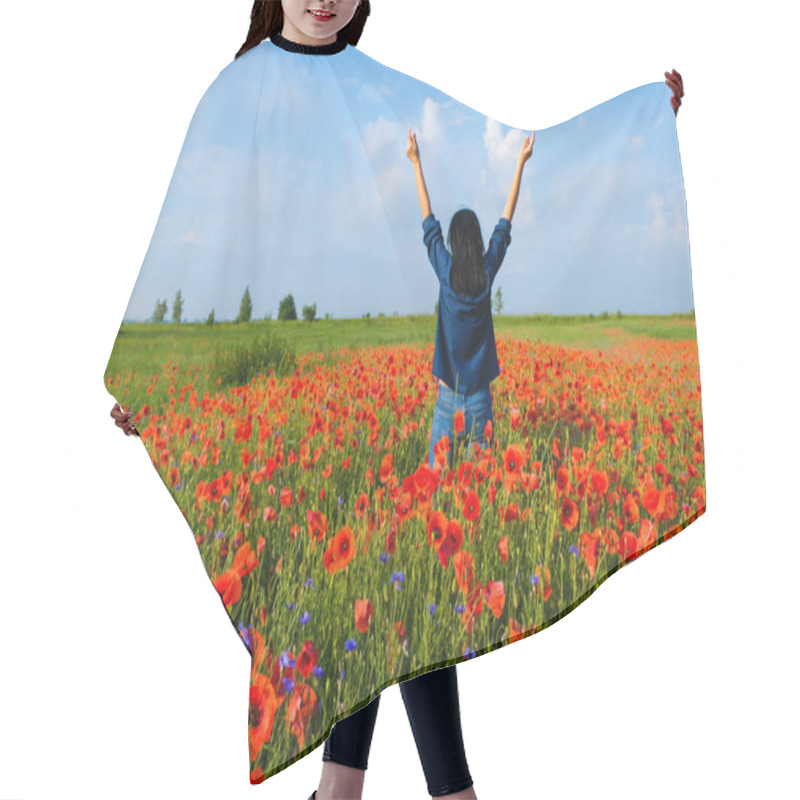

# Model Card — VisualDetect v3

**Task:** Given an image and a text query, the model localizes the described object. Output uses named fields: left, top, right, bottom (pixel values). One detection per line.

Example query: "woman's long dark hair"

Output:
left=236, top=1, right=372, bottom=59
left=448, top=209, right=488, bottom=298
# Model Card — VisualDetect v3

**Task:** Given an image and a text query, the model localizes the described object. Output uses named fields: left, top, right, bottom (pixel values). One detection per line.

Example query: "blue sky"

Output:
left=124, top=41, right=693, bottom=322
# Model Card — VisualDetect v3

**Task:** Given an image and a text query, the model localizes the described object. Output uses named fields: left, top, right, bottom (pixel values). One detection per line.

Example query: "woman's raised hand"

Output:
left=110, top=402, right=139, bottom=437
left=519, top=131, right=535, bottom=163
left=406, top=128, right=420, bottom=164
left=665, top=69, right=684, bottom=115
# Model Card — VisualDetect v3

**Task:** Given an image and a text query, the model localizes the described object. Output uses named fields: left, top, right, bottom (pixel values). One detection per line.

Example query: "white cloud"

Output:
left=483, top=117, right=526, bottom=166
left=421, top=97, right=444, bottom=146
left=376, top=161, right=407, bottom=210
left=645, top=179, right=686, bottom=246
left=629, top=134, right=645, bottom=152
left=515, top=185, right=536, bottom=228
left=647, top=191, right=665, bottom=228
left=363, top=114, right=402, bottom=159
left=172, top=144, right=244, bottom=202
left=357, top=83, right=385, bottom=105
left=440, top=98, right=472, bottom=127
left=175, top=229, right=203, bottom=245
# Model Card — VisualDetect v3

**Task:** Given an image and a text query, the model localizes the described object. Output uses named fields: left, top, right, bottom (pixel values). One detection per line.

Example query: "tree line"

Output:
left=149, top=289, right=318, bottom=324
left=148, top=285, right=505, bottom=324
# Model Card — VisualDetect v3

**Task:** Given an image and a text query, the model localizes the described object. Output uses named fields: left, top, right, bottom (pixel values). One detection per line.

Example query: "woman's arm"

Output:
left=406, top=128, right=432, bottom=220
left=502, top=131, right=535, bottom=223
left=413, top=161, right=432, bottom=220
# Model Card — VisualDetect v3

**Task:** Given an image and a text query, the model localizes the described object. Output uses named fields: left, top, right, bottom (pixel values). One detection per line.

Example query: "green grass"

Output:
left=104, top=312, right=697, bottom=401
left=109, top=311, right=695, bottom=364
left=494, top=312, right=696, bottom=345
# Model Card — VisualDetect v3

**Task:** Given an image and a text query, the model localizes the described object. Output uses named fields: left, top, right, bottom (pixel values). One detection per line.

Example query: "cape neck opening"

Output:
left=270, top=31, right=348, bottom=55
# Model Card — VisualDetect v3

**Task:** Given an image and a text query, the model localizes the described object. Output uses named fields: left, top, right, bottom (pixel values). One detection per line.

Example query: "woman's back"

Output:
left=423, top=212, right=512, bottom=393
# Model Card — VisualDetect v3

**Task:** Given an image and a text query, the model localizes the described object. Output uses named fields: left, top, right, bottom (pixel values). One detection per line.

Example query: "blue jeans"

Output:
left=428, top=380, right=494, bottom=470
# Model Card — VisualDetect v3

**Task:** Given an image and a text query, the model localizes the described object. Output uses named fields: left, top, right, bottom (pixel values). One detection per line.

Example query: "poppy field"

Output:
left=104, top=315, right=705, bottom=782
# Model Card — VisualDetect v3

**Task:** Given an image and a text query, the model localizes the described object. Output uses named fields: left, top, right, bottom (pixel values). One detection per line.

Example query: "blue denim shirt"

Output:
left=422, top=212, right=512, bottom=394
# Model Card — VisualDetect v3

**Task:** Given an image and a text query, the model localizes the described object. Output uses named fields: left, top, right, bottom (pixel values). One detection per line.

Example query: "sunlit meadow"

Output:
left=104, top=313, right=705, bottom=782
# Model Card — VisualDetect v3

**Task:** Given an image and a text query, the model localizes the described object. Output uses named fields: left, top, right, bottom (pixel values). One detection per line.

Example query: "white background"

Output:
left=1, top=1, right=796, bottom=798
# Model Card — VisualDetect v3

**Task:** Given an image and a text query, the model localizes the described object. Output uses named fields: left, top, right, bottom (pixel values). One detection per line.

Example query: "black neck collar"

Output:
left=270, top=31, right=348, bottom=55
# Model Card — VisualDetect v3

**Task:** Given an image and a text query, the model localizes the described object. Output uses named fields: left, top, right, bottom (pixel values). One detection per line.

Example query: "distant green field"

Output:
left=107, top=311, right=697, bottom=377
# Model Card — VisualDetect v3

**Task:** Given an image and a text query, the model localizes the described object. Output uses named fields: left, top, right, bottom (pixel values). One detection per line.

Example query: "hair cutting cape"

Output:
left=103, top=34, right=706, bottom=785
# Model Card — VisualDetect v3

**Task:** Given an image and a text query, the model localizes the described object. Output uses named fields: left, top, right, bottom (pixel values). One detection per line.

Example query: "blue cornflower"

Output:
left=300, top=611, right=310, bottom=626
left=238, top=623, right=254, bottom=650
left=464, top=647, right=477, bottom=659
left=568, top=545, right=579, bottom=558
left=282, top=676, right=294, bottom=693
left=280, top=649, right=296, bottom=669
left=380, top=552, right=389, bottom=564
left=390, top=570, right=405, bottom=590
left=313, top=665, right=324, bottom=678
left=345, top=638, right=357, bottom=652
